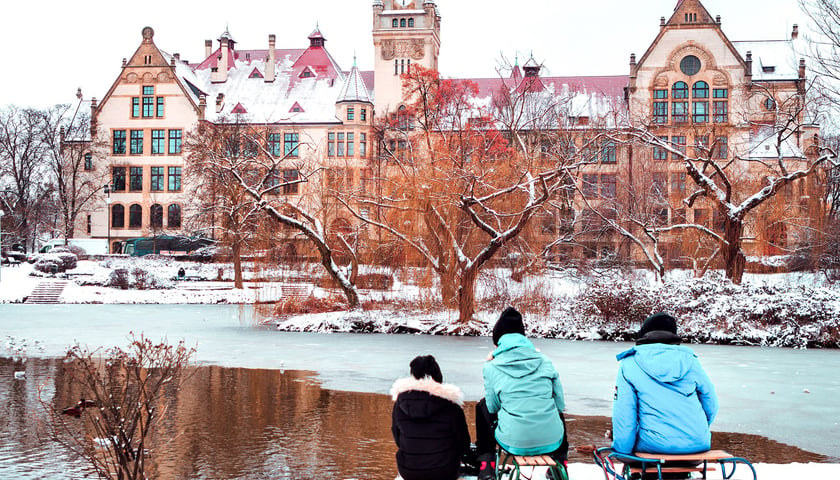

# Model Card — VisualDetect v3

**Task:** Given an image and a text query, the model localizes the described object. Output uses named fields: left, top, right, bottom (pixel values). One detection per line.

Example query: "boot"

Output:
left=477, top=453, right=496, bottom=480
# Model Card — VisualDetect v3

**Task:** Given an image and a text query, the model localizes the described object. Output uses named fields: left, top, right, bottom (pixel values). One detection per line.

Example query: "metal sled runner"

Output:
left=593, top=448, right=757, bottom=480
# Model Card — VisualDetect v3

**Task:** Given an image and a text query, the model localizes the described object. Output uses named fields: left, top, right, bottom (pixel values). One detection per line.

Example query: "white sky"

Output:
left=1, top=0, right=806, bottom=108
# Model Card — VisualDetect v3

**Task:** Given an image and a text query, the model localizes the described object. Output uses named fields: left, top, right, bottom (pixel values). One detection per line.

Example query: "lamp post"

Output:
left=104, top=185, right=112, bottom=254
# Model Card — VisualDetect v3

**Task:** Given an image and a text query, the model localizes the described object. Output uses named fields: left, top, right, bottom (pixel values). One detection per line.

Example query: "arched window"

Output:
left=167, top=204, right=182, bottom=228
left=400, top=18, right=406, bottom=27
left=129, top=204, right=142, bottom=228
left=408, top=18, right=414, bottom=27
left=392, top=19, right=398, bottom=28
left=150, top=204, right=163, bottom=228
left=672, top=81, right=688, bottom=99
left=692, top=81, right=709, bottom=98
left=111, top=204, right=125, bottom=228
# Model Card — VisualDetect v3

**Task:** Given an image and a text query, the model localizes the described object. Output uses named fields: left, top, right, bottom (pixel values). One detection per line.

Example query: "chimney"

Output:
left=745, top=51, right=753, bottom=82
left=715, top=15, right=721, bottom=25
left=76, top=88, right=83, bottom=100
left=205, top=40, right=213, bottom=58
left=215, top=93, right=225, bottom=113
left=90, top=98, right=98, bottom=136
left=122, top=58, right=127, bottom=67
left=800, top=58, right=807, bottom=80
left=59, top=126, right=66, bottom=143
left=212, top=38, right=230, bottom=83
left=170, top=56, right=176, bottom=66
left=792, top=24, right=799, bottom=40
left=174, top=53, right=180, bottom=61
left=199, top=95, right=207, bottom=118
left=660, top=16, right=666, bottom=27
left=266, top=34, right=276, bottom=83
left=629, top=54, right=637, bottom=92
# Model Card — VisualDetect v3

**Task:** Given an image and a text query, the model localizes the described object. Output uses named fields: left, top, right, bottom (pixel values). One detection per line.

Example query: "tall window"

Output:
left=111, top=204, right=125, bottom=228
left=283, top=169, right=300, bottom=195
left=652, top=172, right=667, bottom=197
left=400, top=18, right=406, bottom=27
left=713, top=136, right=728, bottom=159
left=129, top=204, right=143, bottom=228
left=361, top=108, right=367, bottom=121
left=150, top=204, right=163, bottom=228
left=268, top=133, right=282, bottom=156
left=129, top=167, right=143, bottom=191
left=113, top=130, right=126, bottom=154
left=713, top=89, right=728, bottom=123
left=653, top=101, right=668, bottom=124
left=131, top=97, right=140, bottom=118
left=347, top=132, right=355, bottom=156
left=151, top=166, right=164, bottom=191
left=337, top=133, right=345, bottom=157
left=130, top=130, right=144, bottom=154
left=142, top=97, right=154, bottom=117
left=168, top=166, right=182, bottom=191
left=151, top=129, right=165, bottom=154
left=347, top=107, right=355, bottom=121
left=600, top=174, right=617, bottom=199
left=692, top=81, right=709, bottom=99
left=672, top=101, right=688, bottom=124
left=156, top=97, right=165, bottom=117
left=671, top=135, right=686, bottom=159
left=167, top=204, right=181, bottom=228
left=601, top=141, right=616, bottom=163
left=112, top=167, right=127, bottom=191
left=168, top=129, right=182, bottom=154
left=284, top=133, right=299, bottom=157
left=671, top=172, right=686, bottom=196
left=84, top=153, right=93, bottom=170
left=653, top=135, right=669, bottom=161
left=328, top=132, right=336, bottom=156
left=392, top=18, right=398, bottom=28
left=672, top=81, right=688, bottom=99
left=693, top=101, right=709, bottom=123
left=408, top=18, right=414, bottom=27
left=582, top=174, right=598, bottom=197
left=360, top=133, right=367, bottom=157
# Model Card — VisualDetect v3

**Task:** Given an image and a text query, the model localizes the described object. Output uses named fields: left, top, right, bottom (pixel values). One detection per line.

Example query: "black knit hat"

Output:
left=638, top=312, right=678, bottom=339
left=410, top=355, right=443, bottom=383
left=493, top=307, right=525, bottom=346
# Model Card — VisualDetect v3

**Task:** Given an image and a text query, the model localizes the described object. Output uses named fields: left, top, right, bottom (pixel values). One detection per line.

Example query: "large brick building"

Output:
left=75, top=0, right=821, bottom=266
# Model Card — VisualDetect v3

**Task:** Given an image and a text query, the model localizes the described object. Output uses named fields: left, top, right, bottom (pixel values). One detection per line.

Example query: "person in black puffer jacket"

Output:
left=391, top=355, right=471, bottom=480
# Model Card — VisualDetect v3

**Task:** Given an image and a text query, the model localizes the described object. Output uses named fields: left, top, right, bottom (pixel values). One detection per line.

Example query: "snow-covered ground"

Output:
left=2, top=258, right=840, bottom=477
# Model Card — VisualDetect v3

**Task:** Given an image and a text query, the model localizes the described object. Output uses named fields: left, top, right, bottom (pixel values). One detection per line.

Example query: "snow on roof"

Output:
left=337, top=64, right=373, bottom=104
left=747, top=127, right=805, bottom=160
left=733, top=39, right=802, bottom=81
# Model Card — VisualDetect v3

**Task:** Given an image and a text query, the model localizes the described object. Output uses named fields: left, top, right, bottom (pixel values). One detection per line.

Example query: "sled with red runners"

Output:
left=593, top=447, right=757, bottom=480
left=496, top=446, right=569, bottom=480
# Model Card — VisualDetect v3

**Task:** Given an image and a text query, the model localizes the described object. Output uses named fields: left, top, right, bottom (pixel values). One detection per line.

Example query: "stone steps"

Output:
left=24, top=281, right=68, bottom=304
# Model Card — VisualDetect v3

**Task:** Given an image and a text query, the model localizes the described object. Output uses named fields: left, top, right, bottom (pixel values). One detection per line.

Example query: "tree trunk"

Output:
left=723, top=218, right=746, bottom=285
left=457, top=266, right=478, bottom=324
left=232, top=240, right=243, bottom=289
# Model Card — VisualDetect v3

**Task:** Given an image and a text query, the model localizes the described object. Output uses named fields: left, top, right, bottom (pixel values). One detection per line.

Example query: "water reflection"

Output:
left=0, top=357, right=829, bottom=480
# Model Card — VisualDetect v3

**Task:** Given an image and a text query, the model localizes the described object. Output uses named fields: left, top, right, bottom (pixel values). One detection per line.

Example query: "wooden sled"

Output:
left=593, top=447, right=757, bottom=480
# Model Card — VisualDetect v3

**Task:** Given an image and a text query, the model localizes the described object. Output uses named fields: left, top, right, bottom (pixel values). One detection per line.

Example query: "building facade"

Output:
left=75, top=0, right=822, bottom=266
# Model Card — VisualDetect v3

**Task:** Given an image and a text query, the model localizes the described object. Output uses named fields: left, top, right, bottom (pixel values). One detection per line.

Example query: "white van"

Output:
left=33, top=238, right=108, bottom=256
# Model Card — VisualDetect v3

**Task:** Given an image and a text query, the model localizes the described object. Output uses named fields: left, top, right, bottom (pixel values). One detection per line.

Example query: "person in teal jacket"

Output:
left=612, top=312, right=719, bottom=455
left=475, top=307, right=567, bottom=480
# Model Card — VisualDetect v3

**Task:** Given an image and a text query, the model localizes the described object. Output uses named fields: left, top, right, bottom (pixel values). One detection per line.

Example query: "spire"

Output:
left=308, top=25, right=326, bottom=47
left=337, top=63, right=372, bottom=104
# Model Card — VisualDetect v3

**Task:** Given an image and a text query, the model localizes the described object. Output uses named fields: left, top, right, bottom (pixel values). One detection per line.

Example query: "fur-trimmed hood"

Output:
left=390, top=376, right=464, bottom=406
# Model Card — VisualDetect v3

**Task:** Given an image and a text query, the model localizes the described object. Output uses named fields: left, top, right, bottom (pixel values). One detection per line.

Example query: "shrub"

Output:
left=356, top=273, right=394, bottom=290
left=274, top=295, right=348, bottom=315
left=107, top=269, right=131, bottom=290
left=33, top=250, right=78, bottom=273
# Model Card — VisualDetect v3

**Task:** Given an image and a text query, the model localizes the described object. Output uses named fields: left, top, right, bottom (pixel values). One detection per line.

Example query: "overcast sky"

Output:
left=1, top=0, right=806, bottom=108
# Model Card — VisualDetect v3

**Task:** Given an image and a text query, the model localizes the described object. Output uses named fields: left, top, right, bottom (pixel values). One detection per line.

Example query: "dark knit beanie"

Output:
left=638, top=312, right=678, bottom=339
left=493, top=306, right=525, bottom=346
left=410, top=355, right=443, bottom=383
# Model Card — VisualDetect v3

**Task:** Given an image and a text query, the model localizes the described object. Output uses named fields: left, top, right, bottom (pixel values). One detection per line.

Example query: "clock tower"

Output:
left=372, top=0, right=441, bottom=115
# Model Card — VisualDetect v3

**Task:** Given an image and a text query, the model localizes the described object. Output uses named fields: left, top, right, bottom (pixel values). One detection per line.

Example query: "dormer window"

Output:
left=249, top=68, right=263, bottom=79
left=684, top=12, right=698, bottom=22
left=762, top=66, right=776, bottom=73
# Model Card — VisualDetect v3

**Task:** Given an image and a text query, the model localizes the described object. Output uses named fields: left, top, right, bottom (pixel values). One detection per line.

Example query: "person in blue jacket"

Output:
left=475, top=307, right=567, bottom=480
left=612, top=312, right=719, bottom=456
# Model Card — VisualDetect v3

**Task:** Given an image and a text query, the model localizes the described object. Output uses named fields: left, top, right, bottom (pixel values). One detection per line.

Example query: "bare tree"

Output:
left=0, top=105, right=54, bottom=251
left=623, top=85, right=837, bottom=284
left=39, top=100, right=110, bottom=242
left=41, top=334, right=194, bottom=480
left=344, top=67, right=583, bottom=323
left=186, top=118, right=360, bottom=307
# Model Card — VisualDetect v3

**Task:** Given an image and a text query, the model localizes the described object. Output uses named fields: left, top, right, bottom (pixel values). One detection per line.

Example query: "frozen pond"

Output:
left=1, top=304, right=839, bottom=468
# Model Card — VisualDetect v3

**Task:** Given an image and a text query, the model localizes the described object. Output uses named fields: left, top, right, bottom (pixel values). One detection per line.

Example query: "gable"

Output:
left=667, top=0, right=716, bottom=26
